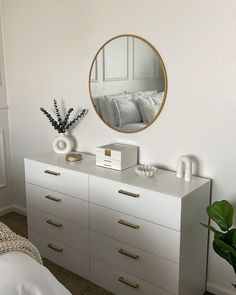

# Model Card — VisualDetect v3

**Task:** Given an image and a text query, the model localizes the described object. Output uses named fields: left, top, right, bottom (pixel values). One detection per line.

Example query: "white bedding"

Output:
left=93, top=90, right=164, bottom=131
left=0, top=251, right=71, bottom=295
left=117, top=122, right=147, bottom=132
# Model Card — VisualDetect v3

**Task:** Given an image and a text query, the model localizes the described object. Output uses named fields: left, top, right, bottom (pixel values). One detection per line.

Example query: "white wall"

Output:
left=1, top=0, right=236, bottom=294
left=0, top=2, right=12, bottom=210
left=0, top=109, right=12, bottom=209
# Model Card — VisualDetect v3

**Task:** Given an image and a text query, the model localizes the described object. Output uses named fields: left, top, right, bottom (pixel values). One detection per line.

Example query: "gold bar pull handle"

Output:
left=118, top=189, right=140, bottom=198
left=118, top=248, right=139, bottom=260
left=47, top=243, right=63, bottom=253
left=45, top=195, right=61, bottom=202
left=44, top=170, right=61, bottom=176
left=105, top=149, right=111, bottom=156
left=118, top=219, right=140, bottom=230
left=118, top=277, right=139, bottom=289
left=46, top=219, right=63, bottom=228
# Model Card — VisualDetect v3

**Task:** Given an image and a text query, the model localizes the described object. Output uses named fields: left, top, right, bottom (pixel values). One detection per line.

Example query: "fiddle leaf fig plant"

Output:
left=201, top=200, right=236, bottom=288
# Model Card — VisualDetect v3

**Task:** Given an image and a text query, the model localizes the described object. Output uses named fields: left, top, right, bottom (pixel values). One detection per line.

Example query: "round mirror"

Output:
left=89, top=35, right=167, bottom=133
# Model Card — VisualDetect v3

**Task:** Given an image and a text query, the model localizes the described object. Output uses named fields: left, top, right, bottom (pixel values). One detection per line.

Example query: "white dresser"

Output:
left=24, top=152, right=211, bottom=295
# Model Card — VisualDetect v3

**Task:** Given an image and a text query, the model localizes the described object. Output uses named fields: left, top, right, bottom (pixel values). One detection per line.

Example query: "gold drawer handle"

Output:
left=118, top=248, right=139, bottom=260
left=44, top=170, right=61, bottom=176
left=118, top=219, right=140, bottom=229
left=45, top=195, right=61, bottom=202
left=46, top=219, right=63, bottom=228
left=118, top=277, right=139, bottom=289
left=105, top=149, right=111, bottom=156
left=47, top=243, right=63, bottom=253
left=118, top=189, right=140, bottom=198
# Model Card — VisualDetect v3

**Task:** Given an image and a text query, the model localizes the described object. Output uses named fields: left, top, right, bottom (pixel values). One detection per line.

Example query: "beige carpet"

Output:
left=0, top=212, right=112, bottom=295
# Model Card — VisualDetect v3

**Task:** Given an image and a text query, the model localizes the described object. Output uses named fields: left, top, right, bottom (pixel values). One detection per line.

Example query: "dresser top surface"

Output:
left=25, top=152, right=210, bottom=198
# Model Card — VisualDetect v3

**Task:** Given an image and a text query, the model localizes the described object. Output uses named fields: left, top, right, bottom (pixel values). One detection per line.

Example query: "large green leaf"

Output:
left=213, top=238, right=236, bottom=273
left=207, top=200, right=233, bottom=231
left=200, top=223, right=222, bottom=237
left=219, top=229, right=236, bottom=249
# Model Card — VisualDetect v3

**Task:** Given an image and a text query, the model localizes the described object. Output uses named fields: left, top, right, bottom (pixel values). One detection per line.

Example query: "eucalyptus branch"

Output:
left=40, top=100, right=88, bottom=133
left=66, top=109, right=88, bottom=130
left=40, top=108, right=60, bottom=131
left=62, top=108, right=74, bottom=131
left=53, top=99, right=62, bottom=125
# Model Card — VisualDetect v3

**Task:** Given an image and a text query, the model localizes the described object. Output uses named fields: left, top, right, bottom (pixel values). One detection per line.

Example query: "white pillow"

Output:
left=132, top=90, right=158, bottom=100
left=98, top=93, right=132, bottom=127
left=150, top=91, right=164, bottom=107
left=114, top=99, right=142, bottom=126
left=137, top=97, right=158, bottom=123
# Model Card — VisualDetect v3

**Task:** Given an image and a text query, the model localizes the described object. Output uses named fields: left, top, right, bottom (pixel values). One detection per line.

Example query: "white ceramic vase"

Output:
left=52, top=133, right=74, bottom=154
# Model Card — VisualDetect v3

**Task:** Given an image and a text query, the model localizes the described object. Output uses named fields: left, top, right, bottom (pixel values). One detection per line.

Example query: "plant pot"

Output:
left=52, top=133, right=75, bottom=154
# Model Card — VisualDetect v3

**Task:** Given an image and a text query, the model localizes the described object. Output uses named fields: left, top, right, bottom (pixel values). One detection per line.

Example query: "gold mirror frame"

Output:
left=88, top=34, right=168, bottom=133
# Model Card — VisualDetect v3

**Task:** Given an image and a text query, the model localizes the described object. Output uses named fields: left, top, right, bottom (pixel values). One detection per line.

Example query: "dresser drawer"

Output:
left=25, top=159, right=88, bottom=200
left=28, top=207, right=89, bottom=254
left=91, top=231, right=179, bottom=294
left=90, top=204, right=180, bottom=263
left=96, top=156, right=121, bottom=170
left=29, top=230, right=89, bottom=279
left=26, top=183, right=88, bottom=227
left=91, top=257, right=172, bottom=295
left=89, top=175, right=181, bottom=230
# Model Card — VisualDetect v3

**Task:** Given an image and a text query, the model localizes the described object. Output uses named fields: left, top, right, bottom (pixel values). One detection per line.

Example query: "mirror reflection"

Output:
left=89, top=35, right=167, bottom=133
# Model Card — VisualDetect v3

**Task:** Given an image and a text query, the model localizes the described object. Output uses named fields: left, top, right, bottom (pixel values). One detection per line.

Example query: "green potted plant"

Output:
left=40, top=99, right=88, bottom=154
left=201, top=200, right=236, bottom=288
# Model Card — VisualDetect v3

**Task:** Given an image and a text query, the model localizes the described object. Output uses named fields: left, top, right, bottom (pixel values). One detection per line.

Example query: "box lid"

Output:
left=96, top=143, right=137, bottom=160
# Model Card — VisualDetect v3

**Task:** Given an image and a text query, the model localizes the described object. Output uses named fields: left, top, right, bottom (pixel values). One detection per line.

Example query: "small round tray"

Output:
left=135, top=165, right=158, bottom=177
left=66, top=153, right=82, bottom=162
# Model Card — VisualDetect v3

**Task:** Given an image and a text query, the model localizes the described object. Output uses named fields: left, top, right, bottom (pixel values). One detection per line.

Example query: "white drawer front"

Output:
left=91, top=257, right=172, bottom=295
left=29, top=230, right=89, bottom=279
left=28, top=207, right=89, bottom=254
left=90, top=204, right=180, bottom=263
left=25, top=159, right=88, bottom=200
left=91, top=231, right=179, bottom=294
left=96, top=157, right=121, bottom=170
left=26, top=183, right=88, bottom=227
left=89, top=175, right=181, bottom=230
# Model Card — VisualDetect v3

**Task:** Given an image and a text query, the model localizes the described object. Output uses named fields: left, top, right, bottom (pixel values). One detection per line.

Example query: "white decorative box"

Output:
left=96, top=143, right=138, bottom=171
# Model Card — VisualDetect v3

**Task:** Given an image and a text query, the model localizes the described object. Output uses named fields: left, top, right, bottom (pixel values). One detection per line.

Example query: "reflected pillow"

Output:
left=114, top=99, right=142, bottom=127
left=98, top=93, right=132, bottom=127
left=132, top=90, right=158, bottom=100
left=137, top=97, right=158, bottom=123
left=137, top=90, right=164, bottom=105
left=151, top=91, right=164, bottom=107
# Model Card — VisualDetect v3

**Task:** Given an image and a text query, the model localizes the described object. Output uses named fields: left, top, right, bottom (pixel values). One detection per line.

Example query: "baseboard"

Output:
left=0, top=204, right=26, bottom=216
left=207, top=282, right=236, bottom=295
left=11, top=204, right=27, bottom=216
left=0, top=205, right=13, bottom=216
